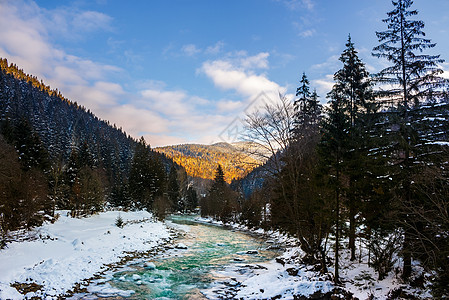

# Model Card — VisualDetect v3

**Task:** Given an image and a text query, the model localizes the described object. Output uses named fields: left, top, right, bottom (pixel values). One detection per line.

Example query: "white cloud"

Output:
left=141, top=89, right=186, bottom=103
left=201, top=59, right=281, bottom=98
left=72, top=11, right=113, bottom=32
left=240, top=52, right=270, bottom=70
left=181, top=42, right=226, bottom=57
left=205, top=41, right=225, bottom=54
left=312, top=74, right=334, bottom=98
left=310, top=55, right=340, bottom=71
left=299, top=29, right=316, bottom=38
left=107, top=104, right=169, bottom=135
left=189, top=96, right=210, bottom=106
left=279, top=0, right=314, bottom=11
left=199, top=51, right=289, bottom=139
left=302, top=0, right=314, bottom=10
left=141, top=89, right=191, bottom=117
left=181, top=44, right=201, bottom=56
left=216, top=100, right=244, bottom=113
left=143, top=134, right=188, bottom=148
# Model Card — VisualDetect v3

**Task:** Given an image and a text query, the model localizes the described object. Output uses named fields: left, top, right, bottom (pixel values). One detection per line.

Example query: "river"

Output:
left=72, top=215, right=282, bottom=299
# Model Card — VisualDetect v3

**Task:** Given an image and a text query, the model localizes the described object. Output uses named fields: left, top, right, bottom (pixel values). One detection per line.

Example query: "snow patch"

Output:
left=0, top=210, right=171, bottom=299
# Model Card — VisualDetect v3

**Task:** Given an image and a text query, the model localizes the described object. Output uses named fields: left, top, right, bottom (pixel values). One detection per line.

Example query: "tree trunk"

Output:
left=335, top=186, right=340, bottom=284
left=349, top=190, right=356, bottom=261
left=402, top=229, right=412, bottom=279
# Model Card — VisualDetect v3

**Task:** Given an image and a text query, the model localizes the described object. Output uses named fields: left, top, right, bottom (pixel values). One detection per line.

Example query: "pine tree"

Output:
left=129, top=137, right=167, bottom=211
left=319, top=89, right=350, bottom=284
left=48, top=159, right=66, bottom=216
left=148, top=153, right=167, bottom=206
left=201, top=164, right=237, bottom=222
left=372, top=0, right=449, bottom=279
left=332, top=35, right=376, bottom=261
left=293, top=73, right=322, bottom=137
left=185, top=186, right=198, bottom=211
left=78, top=141, right=94, bottom=168
left=168, top=165, right=181, bottom=212
left=214, top=164, right=225, bottom=185
left=14, top=118, right=49, bottom=172
left=110, top=181, right=132, bottom=209
left=129, top=137, right=153, bottom=210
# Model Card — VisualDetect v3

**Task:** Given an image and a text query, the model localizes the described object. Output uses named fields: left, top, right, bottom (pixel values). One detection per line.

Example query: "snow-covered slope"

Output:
left=0, top=211, right=172, bottom=299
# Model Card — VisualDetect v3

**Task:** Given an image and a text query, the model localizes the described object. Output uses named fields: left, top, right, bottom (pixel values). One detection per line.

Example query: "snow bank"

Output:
left=234, top=262, right=333, bottom=299
left=0, top=210, right=172, bottom=299
left=196, top=216, right=432, bottom=299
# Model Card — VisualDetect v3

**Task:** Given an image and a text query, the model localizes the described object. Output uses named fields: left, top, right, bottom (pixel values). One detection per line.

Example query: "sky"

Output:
left=0, top=0, right=448, bottom=147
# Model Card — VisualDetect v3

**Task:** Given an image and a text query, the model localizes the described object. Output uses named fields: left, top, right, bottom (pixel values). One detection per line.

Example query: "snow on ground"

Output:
left=197, top=217, right=432, bottom=299
left=0, top=210, right=172, bottom=299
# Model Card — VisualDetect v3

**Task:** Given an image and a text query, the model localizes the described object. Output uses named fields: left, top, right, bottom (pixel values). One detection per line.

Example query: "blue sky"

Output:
left=0, top=0, right=448, bottom=146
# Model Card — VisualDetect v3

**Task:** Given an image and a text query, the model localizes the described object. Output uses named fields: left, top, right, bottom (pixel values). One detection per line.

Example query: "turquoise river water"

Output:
left=73, top=215, right=281, bottom=299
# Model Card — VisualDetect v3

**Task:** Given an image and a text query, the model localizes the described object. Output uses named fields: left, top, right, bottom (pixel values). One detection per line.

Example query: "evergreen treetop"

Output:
left=293, top=73, right=322, bottom=136
left=214, top=164, right=225, bottom=186
left=372, top=0, right=448, bottom=107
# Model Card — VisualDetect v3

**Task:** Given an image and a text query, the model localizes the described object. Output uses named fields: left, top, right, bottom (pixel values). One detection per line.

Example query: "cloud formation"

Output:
left=279, top=0, right=315, bottom=11
left=181, top=44, right=201, bottom=56
left=205, top=41, right=225, bottom=55
left=312, top=74, right=334, bottom=98
left=200, top=52, right=283, bottom=100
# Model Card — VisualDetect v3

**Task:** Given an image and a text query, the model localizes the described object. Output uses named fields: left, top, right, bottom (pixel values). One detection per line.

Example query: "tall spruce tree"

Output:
left=332, top=35, right=375, bottom=261
left=319, top=88, right=351, bottom=284
left=201, top=164, right=237, bottom=222
left=129, top=137, right=153, bottom=210
left=272, top=72, right=329, bottom=272
left=372, top=0, right=449, bottom=279
left=168, top=165, right=181, bottom=212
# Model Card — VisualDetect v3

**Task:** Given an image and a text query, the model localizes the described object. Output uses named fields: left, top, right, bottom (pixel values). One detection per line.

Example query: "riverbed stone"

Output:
left=175, top=243, right=188, bottom=249
left=144, top=262, right=156, bottom=270
left=132, top=274, right=141, bottom=280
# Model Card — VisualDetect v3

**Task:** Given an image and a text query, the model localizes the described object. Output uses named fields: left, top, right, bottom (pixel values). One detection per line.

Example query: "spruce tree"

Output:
left=185, top=186, right=198, bottom=211
left=202, top=164, right=237, bottom=222
left=332, top=35, right=375, bottom=261
left=168, top=165, right=181, bottom=212
left=372, top=0, right=449, bottom=279
left=319, top=89, right=350, bottom=284
left=14, top=118, right=49, bottom=172
left=129, top=137, right=153, bottom=210
left=293, top=73, right=322, bottom=136
left=294, top=73, right=311, bottom=131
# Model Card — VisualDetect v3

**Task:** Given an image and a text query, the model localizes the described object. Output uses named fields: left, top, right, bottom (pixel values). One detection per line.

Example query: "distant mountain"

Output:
left=155, top=142, right=263, bottom=183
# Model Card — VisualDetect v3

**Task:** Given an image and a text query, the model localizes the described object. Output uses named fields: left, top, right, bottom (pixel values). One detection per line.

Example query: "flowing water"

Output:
left=73, top=215, right=281, bottom=299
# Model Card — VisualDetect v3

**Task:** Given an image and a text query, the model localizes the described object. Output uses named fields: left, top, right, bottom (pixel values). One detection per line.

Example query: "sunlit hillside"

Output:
left=155, top=142, right=262, bottom=183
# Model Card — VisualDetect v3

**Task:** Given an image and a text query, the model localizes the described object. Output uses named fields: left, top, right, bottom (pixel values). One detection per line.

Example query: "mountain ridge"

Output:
left=155, top=142, right=262, bottom=183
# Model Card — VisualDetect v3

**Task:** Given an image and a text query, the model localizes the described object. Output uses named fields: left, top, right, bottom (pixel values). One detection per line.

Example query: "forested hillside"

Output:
left=0, top=58, right=193, bottom=244
left=155, top=142, right=262, bottom=183
left=0, top=58, right=136, bottom=180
